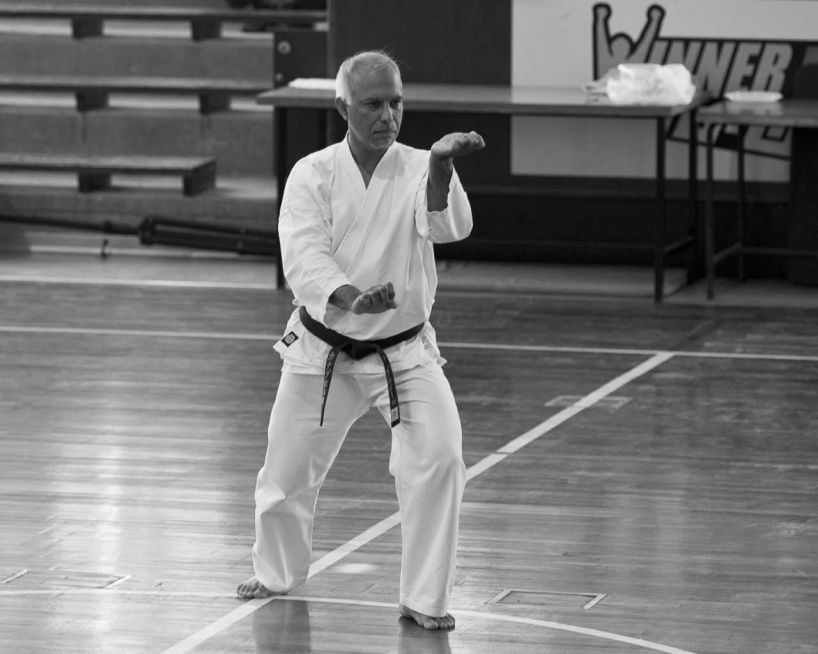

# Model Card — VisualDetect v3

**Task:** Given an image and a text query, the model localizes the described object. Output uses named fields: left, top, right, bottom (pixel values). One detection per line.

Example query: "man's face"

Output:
left=338, top=64, right=403, bottom=159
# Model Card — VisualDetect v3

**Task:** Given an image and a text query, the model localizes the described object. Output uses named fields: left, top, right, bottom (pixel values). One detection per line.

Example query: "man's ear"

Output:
left=335, top=97, right=348, bottom=121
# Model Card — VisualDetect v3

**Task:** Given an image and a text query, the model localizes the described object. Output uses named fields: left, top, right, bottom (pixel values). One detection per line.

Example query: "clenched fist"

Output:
left=351, top=282, right=398, bottom=314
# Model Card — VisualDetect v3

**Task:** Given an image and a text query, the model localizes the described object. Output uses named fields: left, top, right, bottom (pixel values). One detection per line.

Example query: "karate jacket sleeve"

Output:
left=415, top=166, right=473, bottom=244
left=277, top=158, right=351, bottom=323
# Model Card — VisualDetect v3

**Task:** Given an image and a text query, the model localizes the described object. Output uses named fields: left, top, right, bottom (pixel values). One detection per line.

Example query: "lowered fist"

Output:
left=351, top=282, right=398, bottom=314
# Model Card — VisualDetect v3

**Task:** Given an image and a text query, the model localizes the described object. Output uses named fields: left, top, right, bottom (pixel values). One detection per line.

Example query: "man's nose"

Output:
left=378, top=103, right=393, bottom=123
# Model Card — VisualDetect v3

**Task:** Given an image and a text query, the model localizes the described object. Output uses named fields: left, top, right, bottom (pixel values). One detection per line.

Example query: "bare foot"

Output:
left=399, top=604, right=455, bottom=630
left=236, top=576, right=275, bottom=599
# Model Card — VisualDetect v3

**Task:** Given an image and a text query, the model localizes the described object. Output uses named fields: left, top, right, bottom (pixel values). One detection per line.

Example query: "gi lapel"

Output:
left=331, top=142, right=398, bottom=274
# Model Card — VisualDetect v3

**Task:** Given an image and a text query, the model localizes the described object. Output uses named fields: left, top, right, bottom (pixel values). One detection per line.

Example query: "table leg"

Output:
left=688, top=108, right=700, bottom=281
left=736, top=125, right=748, bottom=281
left=705, top=123, right=718, bottom=300
left=654, top=117, right=667, bottom=303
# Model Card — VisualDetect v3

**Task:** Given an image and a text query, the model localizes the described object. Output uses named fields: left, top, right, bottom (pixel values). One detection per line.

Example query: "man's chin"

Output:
left=371, top=133, right=397, bottom=148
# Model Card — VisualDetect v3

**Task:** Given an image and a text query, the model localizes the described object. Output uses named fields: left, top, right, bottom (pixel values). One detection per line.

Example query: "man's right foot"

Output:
left=399, top=604, right=456, bottom=630
left=236, top=576, right=275, bottom=599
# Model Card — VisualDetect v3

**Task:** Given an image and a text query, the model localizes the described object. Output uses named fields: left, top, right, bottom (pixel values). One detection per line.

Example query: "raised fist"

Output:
left=430, top=131, right=486, bottom=159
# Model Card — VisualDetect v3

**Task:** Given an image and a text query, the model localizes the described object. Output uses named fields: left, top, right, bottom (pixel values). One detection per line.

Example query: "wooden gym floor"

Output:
left=1, top=240, right=816, bottom=653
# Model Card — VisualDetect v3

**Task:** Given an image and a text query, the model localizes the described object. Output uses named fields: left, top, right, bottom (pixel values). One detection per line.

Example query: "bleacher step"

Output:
left=0, top=74, right=273, bottom=114
left=0, top=5, right=325, bottom=40
left=0, top=174, right=276, bottom=230
left=0, top=105, right=273, bottom=176
left=0, top=32, right=274, bottom=80
left=0, top=153, right=217, bottom=196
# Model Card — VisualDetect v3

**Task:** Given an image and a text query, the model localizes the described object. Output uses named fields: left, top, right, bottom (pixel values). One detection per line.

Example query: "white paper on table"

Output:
left=288, top=78, right=336, bottom=90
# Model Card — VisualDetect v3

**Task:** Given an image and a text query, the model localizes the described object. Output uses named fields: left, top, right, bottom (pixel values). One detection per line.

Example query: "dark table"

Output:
left=699, top=98, right=818, bottom=298
left=259, top=82, right=709, bottom=301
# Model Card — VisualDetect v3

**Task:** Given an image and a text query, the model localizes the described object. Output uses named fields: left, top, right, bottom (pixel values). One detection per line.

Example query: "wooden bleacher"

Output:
left=0, top=4, right=327, bottom=40
left=0, top=1, right=326, bottom=240
left=0, top=74, right=271, bottom=114
left=0, top=153, right=217, bottom=196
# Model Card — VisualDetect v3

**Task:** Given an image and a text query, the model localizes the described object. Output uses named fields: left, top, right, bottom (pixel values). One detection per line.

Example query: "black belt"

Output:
left=298, top=306, right=424, bottom=427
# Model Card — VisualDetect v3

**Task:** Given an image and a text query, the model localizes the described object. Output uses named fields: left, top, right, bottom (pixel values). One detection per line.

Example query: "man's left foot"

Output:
left=236, top=576, right=275, bottom=599
left=399, top=604, right=456, bottom=630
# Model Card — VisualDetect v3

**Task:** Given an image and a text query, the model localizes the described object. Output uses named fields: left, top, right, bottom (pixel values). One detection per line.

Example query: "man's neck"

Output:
left=347, top=137, right=387, bottom=186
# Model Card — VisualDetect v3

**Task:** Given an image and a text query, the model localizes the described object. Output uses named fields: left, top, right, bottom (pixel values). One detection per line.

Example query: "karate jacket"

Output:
left=273, top=137, right=473, bottom=374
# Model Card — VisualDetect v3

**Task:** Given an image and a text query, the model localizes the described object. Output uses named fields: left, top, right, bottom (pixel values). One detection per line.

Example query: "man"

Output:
left=237, top=50, right=485, bottom=631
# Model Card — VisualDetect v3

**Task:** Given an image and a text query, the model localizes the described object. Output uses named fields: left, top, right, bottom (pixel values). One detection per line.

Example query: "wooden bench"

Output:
left=0, top=153, right=217, bottom=196
left=0, top=5, right=327, bottom=40
left=0, top=74, right=272, bottom=114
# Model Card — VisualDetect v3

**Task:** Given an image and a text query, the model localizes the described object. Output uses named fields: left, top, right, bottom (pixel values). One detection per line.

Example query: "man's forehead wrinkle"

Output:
left=351, top=89, right=403, bottom=104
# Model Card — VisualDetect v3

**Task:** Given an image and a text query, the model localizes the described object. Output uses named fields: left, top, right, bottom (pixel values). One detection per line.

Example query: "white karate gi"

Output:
left=251, top=137, right=472, bottom=617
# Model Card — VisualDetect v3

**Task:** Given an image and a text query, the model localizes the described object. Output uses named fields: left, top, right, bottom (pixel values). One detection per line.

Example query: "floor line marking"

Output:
left=0, top=569, right=28, bottom=585
left=0, top=325, right=273, bottom=341
left=0, top=590, right=234, bottom=597
left=464, top=452, right=508, bottom=481
left=583, top=592, right=608, bottom=610
left=0, top=275, right=275, bottom=290
left=164, top=597, right=277, bottom=654
left=24, top=245, right=270, bottom=262
left=157, top=517, right=405, bottom=654
left=453, top=607, right=697, bottom=654
left=306, top=513, right=402, bottom=578
left=269, top=596, right=698, bottom=654
left=159, top=353, right=675, bottom=654
left=0, top=591, right=697, bottom=654
left=442, top=341, right=818, bottom=363
left=103, top=574, right=132, bottom=590
left=498, top=353, right=673, bottom=455
left=2, top=324, right=817, bottom=363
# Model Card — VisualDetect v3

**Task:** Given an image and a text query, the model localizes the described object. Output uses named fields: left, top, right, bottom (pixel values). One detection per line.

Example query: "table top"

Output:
left=258, top=81, right=710, bottom=118
left=699, top=98, right=818, bottom=127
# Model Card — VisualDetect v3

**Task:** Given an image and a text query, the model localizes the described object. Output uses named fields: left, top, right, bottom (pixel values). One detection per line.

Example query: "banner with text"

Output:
left=512, top=0, right=818, bottom=180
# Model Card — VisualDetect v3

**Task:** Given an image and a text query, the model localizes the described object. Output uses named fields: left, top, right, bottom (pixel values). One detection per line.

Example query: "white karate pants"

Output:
left=252, top=361, right=466, bottom=617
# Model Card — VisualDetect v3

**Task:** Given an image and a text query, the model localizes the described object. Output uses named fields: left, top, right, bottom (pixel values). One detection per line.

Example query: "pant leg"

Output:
left=252, top=369, right=367, bottom=592
left=378, top=364, right=466, bottom=617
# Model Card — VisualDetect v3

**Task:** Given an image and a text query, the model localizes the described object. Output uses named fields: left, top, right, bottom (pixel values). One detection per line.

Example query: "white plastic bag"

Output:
left=605, top=63, right=696, bottom=105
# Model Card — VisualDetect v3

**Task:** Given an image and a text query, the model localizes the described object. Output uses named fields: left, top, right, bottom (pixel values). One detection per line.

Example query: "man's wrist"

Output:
left=429, top=153, right=454, bottom=179
left=427, top=155, right=453, bottom=212
left=329, top=284, right=360, bottom=312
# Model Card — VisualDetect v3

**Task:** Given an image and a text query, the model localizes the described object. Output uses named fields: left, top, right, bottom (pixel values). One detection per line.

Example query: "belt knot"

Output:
left=297, top=306, right=424, bottom=428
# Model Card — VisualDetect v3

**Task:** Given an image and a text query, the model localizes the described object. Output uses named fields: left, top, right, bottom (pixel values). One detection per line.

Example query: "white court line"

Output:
left=0, top=569, right=28, bottom=585
left=499, top=353, right=673, bottom=455
left=159, top=353, right=675, bottom=654
left=306, top=513, right=402, bottom=578
left=460, top=606, right=697, bottom=654
left=0, top=589, right=235, bottom=598
left=0, top=591, right=697, bottom=654
left=270, top=596, right=699, bottom=654
left=25, top=245, right=271, bottom=261
left=0, top=325, right=272, bottom=341
left=2, top=324, right=818, bottom=363
left=0, top=275, right=275, bottom=290
left=463, top=452, right=507, bottom=480
left=104, top=575, right=132, bottom=590
left=583, top=592, right=608, bottom=610
left=442, top=340, right=818, bottom=364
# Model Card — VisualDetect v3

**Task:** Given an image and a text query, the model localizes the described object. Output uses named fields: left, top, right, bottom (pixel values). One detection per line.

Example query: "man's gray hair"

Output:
left=335, top=50, right=401, bottom=103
